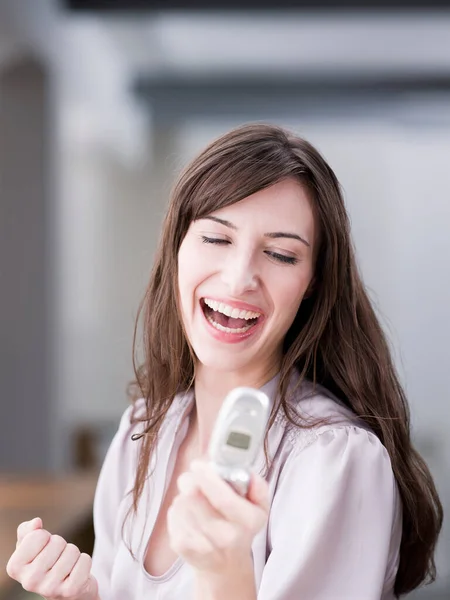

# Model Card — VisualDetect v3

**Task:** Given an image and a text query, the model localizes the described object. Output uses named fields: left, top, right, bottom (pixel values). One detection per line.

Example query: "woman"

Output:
left=7, top=124, right=443, bottom=599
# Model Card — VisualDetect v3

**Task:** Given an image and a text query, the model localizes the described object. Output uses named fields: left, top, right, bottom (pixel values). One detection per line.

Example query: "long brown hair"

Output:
left=128, top=123, right=442, bottom=595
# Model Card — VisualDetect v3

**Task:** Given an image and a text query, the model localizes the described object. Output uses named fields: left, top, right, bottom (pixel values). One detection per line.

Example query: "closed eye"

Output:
left=201, top=236, right=298, bottom=265
left=201, top=236, right=230, bottom=245
left=265, top=251, right=298, bottom=265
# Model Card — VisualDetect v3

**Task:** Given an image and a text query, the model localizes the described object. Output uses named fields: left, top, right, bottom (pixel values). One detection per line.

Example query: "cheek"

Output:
left=177, top=244, right=193, bottom=326
left=272, top=268, right=312, bottom=320
left=179, top=259, right=200, bottom=301
left=177, top=241, right=211, bottom=316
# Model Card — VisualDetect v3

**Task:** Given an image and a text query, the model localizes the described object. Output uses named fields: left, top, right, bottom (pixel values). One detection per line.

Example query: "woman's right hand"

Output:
left=6, top=517, right=99, bottom=600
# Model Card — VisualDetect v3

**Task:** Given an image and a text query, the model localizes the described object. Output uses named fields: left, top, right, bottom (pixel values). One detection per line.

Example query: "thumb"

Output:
left=247, top=473, right=269, bottom=511
left=16, top=517, right=43, bottom=547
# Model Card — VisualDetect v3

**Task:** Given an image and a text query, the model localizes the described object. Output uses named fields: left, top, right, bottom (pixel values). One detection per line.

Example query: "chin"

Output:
left=194, top=346, right=254, bottom=374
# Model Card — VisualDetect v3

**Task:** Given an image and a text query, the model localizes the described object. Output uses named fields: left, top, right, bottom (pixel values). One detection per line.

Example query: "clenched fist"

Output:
left=6, top=517, right=99, bottom=600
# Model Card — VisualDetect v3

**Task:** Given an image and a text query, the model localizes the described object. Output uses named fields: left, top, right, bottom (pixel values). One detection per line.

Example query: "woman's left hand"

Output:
left=167, top=460, right=269, bottom=576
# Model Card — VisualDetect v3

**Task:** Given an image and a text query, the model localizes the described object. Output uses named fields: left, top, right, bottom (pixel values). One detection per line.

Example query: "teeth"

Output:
left=203, top=298, right=261, bottom=320
left=206, top=315, right=254, bottom=334
left=222, top=305, right=233, bottom=317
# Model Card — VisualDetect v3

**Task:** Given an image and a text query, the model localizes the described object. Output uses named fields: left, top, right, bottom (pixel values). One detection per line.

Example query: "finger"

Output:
left=177, top=483, right=222, bottom=524
left=19, top=535, right=66, bottom=592
left=168, top=496, right=215, bottom=558
left=48, top=543, right=81, bottom=582
left=173, top=483, right=244, bottom=555
left=14, top=529, right=51, bottom=564
left=181, top=492, right=242, bottom=551
left=29, top=534, right=66, bottom=573
left=177, top=474, right=229, bottom=539
left=59, top=553, right=93, bottom=597
left=7, top=530, right=51, bottom=581
left=35, top=544, right=81, bottom=599
left=177, top=472, right=201, bottom=496
left=247, top=473, right=270, bottom=512
left=190, top=461, right=267, bottom=532
left=17, top=518, right=43, bottom=547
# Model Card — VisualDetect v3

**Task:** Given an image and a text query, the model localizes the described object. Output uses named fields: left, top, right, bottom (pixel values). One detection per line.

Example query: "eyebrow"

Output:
left=202, top=216, right=311, bottom=248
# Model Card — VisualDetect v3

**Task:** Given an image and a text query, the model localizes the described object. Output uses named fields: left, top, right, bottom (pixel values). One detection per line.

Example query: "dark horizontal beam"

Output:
left=64, top=0, right=450, bottom=11
left=134, top=72, right=450, bottom=100
left=133, top=72, right=450, bottom=121
left=137, top=70, right=450, bottom=87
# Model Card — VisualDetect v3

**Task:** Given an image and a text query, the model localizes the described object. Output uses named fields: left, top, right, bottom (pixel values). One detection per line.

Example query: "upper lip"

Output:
left=201, top=297, right=265, bottom=316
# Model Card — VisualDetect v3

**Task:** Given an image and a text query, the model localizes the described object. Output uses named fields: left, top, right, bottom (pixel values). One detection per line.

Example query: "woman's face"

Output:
left=177, top=178, right=316, bottom=377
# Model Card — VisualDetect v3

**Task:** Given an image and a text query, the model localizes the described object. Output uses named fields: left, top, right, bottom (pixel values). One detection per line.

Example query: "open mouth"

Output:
left=200, top=298, right=262, bottom=335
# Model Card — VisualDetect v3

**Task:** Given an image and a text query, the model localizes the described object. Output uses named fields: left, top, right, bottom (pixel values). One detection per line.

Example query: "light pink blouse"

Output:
left=91, top=373, right=402, bottom=600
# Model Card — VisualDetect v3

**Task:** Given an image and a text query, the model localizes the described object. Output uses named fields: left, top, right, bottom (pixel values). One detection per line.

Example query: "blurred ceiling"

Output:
left=2, top=0, right=450, bottom=160
left=64, top=0, right=450, bottom=10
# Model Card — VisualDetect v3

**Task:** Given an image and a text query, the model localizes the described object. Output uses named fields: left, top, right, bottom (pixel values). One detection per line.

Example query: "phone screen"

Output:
left=226, top=430, right=251, bottom=450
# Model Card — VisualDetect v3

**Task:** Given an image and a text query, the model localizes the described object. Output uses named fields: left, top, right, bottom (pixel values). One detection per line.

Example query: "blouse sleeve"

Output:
left=258, top=426, right=400, bottom=600
left=90, top=404, right=136, bottom=600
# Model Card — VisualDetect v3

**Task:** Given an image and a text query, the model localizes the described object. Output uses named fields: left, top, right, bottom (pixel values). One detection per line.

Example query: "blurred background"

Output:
left=0, top=0, right=449, bottom=598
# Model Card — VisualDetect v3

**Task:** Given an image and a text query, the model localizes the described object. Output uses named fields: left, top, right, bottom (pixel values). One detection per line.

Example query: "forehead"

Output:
left=210, top=179, right=315, bottom=234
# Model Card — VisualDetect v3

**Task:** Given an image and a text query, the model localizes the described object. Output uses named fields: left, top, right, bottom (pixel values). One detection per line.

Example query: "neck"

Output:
left=189, top=361, right=280, bottom=455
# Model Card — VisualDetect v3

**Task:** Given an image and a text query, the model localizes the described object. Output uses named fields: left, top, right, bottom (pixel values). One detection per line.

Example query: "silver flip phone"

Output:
left=208, top=387, right=270, bottom=496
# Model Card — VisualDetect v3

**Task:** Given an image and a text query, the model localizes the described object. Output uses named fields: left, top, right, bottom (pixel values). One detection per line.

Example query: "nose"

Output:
left=220, top=249, right=259, bottom=297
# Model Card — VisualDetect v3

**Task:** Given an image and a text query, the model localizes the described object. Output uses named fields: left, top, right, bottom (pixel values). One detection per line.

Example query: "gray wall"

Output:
left=0, top=56, right=54, bottom=471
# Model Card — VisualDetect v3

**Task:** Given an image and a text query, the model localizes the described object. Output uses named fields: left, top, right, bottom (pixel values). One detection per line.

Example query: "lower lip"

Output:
left=200, top=304, right=264, bottom=344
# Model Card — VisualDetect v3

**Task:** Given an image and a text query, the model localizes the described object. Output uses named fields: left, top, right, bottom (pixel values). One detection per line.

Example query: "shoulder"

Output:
left=262, top=381, right=402, bottom=600
left=272, top=379, right=394, bottom=480
left=267, top=382, right=400, bottom=531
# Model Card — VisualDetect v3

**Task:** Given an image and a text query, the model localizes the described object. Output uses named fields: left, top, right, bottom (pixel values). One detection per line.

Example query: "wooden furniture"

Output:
left=0, top=471, right=98, bottom=598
